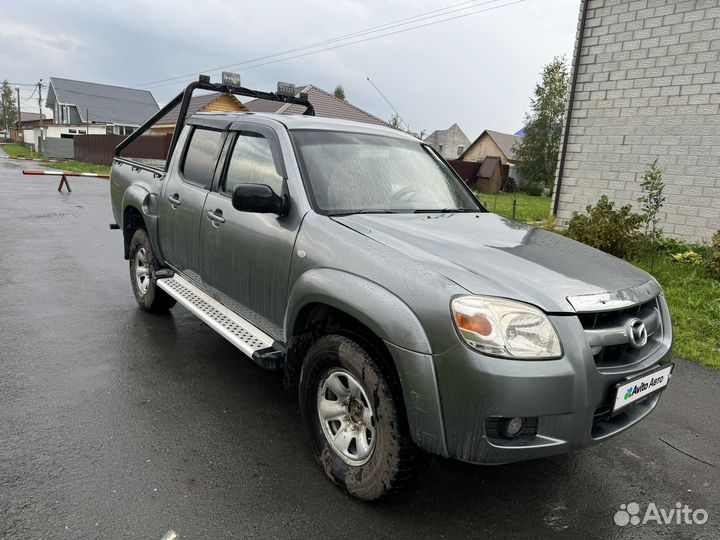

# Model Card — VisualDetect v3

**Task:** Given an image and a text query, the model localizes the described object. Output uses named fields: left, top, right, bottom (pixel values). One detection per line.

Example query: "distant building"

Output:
left=245, top=84, right=385, bottom=126
left=460, top=129, right=526, bottom=187
left=423, top=123, right=470, bottom=160
left=460, top=129, right=523, bottom=165
left=150, top=93, right=247, bottom=135
left=46, top=77, right=159, bottom=136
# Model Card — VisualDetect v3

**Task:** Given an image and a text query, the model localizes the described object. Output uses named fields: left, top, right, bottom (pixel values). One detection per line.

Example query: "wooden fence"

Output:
left=74, top=134, right=172, bottom=165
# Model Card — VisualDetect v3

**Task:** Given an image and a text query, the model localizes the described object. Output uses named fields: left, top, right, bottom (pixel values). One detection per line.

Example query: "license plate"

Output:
left=613, top=364, right=673, bottom=412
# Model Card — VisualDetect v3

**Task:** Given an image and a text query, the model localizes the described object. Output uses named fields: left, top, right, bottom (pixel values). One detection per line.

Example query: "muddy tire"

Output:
left=128, top=228, right=176, bottom=313
left=299, top=333, right=422, bottom=500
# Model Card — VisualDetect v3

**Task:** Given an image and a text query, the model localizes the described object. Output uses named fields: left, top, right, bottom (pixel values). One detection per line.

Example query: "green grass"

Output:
left=0, top=143, right=33, bottom=158
left=43, top=160, right=111, bottom=175
left=633, top=249, right=720, bottom=370
left=476, top=192, right=552, bottom=223
left=1, top=144, right=109, bottom=174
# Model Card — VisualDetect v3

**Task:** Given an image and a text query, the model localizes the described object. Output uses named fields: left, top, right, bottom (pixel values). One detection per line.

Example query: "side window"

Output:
left=182, top=128, right=224, bottom=188
left=223, top=132, right=284, bottom=195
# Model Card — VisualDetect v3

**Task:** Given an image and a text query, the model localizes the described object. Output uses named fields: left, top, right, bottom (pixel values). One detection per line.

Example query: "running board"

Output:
left=156, top=274, right=284, bottom=369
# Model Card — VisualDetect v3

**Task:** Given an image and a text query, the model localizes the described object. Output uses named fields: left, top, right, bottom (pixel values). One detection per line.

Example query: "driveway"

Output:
left=0, top=155, right=718, bottom=539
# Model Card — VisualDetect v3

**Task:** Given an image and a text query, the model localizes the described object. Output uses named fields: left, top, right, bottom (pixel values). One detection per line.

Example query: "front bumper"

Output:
left=431, top=310, right=673, bottom=464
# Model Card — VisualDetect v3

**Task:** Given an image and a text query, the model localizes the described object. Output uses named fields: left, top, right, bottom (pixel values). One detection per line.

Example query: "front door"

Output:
left=200, top=128, right=300, bottom=338
left=158, top=126, right=225, bottom=278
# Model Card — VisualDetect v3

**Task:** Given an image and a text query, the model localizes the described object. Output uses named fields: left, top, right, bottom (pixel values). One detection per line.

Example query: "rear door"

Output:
left=199, top=125, right=300, bottom=337
left=158, top=126, right=226, bottom=278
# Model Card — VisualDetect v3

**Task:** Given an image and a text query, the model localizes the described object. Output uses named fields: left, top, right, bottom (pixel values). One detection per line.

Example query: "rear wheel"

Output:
left=299, top=333, right=422, bottom=500
left=128, top=228, right=176, bottom=313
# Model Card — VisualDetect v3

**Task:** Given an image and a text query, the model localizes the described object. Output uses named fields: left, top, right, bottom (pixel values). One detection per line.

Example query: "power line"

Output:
left=134, top=0, right=502, bottom=89
left=139, top=0, right=524, bottom=91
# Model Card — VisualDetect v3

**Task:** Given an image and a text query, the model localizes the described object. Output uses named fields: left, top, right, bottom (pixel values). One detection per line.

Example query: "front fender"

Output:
left=285, top=269, right=447, bottom=455
left=285, top=268, right=432, bottom=354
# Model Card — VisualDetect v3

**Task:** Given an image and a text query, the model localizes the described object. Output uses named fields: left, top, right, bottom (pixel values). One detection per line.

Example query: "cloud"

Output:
left=2, top=0, right=579, bottom=138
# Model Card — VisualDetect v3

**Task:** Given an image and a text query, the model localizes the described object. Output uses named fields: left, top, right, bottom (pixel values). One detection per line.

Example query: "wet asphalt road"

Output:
left=0, top=150, right=718, bottom=540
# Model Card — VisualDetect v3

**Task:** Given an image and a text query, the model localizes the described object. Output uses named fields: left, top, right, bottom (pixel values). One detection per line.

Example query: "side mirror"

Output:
left=231, top=183, right=289, bottom=215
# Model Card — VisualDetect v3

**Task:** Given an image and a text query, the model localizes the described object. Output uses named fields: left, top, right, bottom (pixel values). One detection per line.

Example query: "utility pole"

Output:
left=37, top=79, right=44, bottom=154
left=16, top=86, right=22, bottom=144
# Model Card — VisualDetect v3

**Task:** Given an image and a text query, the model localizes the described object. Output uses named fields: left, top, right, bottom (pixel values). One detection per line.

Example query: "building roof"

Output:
left=244, top=84, right=386, bottom=126
left=156, top=93, right=245, bottom=126
left=19, top=112, right=50, bottom=122
left=461, top=129, right=524, bottom=162
left=46, top=77, right=159, bottom=125
left=424, top=123, right=469, bottom=145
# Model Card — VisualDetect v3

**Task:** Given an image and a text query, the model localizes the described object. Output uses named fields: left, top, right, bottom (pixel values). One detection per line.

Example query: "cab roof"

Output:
left=188, top=110, right=419, bottom=142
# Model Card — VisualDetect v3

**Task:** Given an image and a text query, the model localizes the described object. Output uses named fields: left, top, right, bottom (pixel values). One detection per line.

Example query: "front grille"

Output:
left=578, top=296, right=663, bottom=368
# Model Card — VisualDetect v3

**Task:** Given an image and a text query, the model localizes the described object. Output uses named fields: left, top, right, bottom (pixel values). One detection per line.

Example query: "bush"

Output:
left=566, top=195, right=644, bottom=259
left=708, top=231, right=720, bottom=280
left=522, top=181, right=545, bottom=196
left=670, top=251, right=703, bottom=265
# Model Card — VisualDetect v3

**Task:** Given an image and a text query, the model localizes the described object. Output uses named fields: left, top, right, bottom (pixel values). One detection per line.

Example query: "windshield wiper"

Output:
left=412, top=208, right=477, bottom=213
left=332, top=209, right=401, bottom=216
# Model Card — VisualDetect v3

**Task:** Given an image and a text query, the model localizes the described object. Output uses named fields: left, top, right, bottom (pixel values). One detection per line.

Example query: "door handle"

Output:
left=167, top=194, right=181, bottom=206
left=207, top=209, right=225, bottom=225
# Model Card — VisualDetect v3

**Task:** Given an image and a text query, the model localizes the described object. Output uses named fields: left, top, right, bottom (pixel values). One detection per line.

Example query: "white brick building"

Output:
left=554, top=0, right=720, bottom=243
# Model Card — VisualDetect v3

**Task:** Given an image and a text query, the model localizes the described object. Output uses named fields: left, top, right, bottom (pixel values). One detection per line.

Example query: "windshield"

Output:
left=291, top=130, right=482, bottom=215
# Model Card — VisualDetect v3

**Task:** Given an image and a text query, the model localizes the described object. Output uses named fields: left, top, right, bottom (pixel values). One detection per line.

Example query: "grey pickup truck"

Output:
left=110, top=76, right=674, bottom=500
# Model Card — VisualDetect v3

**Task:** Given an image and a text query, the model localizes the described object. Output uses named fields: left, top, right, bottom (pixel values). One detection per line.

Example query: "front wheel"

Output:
left=128, top=228, right=176, bottom=313
left=299, top=334, right=422, bottom=500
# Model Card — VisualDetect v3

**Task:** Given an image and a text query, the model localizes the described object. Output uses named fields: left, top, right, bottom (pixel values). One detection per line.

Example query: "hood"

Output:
left=331, top=212, right=654, bottom=313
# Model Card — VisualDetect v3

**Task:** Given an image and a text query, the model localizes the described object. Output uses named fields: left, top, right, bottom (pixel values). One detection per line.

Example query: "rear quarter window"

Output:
left=181, top=128, right=225, bottom=188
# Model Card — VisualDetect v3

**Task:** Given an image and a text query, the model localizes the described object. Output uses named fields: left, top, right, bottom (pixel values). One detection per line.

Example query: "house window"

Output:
left=457, top=145, right=464, bottom=156
left=438, top=143, right=444, bottom=153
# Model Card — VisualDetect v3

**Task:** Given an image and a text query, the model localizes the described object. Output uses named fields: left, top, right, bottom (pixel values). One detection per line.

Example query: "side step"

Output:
left=156, top=274, right=284, bottom=369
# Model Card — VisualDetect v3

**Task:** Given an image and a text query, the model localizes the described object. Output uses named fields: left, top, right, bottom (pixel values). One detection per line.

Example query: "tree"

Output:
left=638, top=159, right=665, bottom=239
left=387, top=112, right=403, bottom=130
left=514, top=57, right=570, bottom=193
left=0, top=80, right=19, bottom=132
left=333, top=84, right=346, bottom=101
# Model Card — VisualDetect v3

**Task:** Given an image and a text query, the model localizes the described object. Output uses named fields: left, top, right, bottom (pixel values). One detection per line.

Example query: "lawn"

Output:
left=633, top=249, right=720, bottom=370
left=1, top=143, right=33, bottom=158
left=475, top=191, right=552, bottom=223
left=1, top=144, right=110, bottom=174
left=43, top=160, right=111, bottom=175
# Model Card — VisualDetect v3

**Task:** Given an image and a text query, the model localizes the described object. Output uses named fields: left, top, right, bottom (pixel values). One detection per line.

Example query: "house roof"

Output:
left=156, top=93, right=245, bottom=126
left=20, top=112, right=50, bottom=122
left=244, top=84, right=385, bottom=126
left=46, top=77, right=159, bottom=125
left=424, top=123, right=469, bottom=145
left=461, top=129, right=524, bottom=162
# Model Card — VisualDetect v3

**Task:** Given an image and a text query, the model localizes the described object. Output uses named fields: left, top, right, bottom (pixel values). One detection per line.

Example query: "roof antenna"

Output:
left=366, top=76, right=409, bottom=130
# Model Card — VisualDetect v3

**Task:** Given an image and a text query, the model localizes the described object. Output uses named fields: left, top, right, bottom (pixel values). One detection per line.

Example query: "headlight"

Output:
left=451, top=296, right=562, bottom=359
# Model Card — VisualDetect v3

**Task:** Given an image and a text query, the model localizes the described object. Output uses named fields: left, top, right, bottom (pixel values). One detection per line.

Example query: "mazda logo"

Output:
left=627, top=318, right=648, bottom=348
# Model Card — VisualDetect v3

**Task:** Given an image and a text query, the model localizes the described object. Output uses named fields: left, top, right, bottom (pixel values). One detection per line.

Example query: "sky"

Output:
left=1, top=0, right=579, bottom=140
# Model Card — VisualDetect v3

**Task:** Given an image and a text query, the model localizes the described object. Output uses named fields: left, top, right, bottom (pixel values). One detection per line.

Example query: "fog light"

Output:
left=500, top=417, right=525, bottom=438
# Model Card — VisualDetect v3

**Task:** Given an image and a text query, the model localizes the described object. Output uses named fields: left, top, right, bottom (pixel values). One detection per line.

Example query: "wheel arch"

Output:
left=121, top=185, right=160, bottom=260
left=284, top=269, right=447, bottom=457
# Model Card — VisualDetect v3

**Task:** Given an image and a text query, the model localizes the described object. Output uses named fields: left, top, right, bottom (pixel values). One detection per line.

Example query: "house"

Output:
left=244, top=84, right=385, bottom=126
left=46, top=77, right=159, bottom=136
left=460, top=129, right=526, bottom=187
left=449, top=156, right=504, bottom=193
left=424, top=123, right=470, bottom=160
left=460, top=129, right=523, bottom=165
left=149, top=93, right=247, bottom=135
left=553, top=0, right=720, bottom=243
left=10, top=112, right=49, bottom=143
